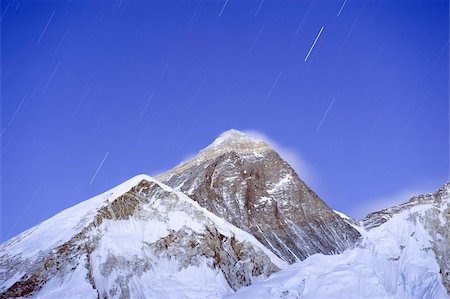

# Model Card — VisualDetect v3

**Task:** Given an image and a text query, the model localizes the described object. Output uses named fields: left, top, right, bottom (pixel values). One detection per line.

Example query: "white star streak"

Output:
left=37, top=10, right=55, bottom=44
left=89, top=152, right=109, bottom=184
left=263, top=72, right=282, bottom=104
left=337, top=0, right=348, bottom=17
left=254, top=0, right=264, bottom=17
left=219, top=0, right=229, bottom=16
left=42, top=61, right=61, bottom=94
left=136, top=92, right=154, bottom=124
left=316, top=97, right=336, bottom=131
left=304, top=26, right=324, bottom=62
left=8, top=94, right=27, bottom=127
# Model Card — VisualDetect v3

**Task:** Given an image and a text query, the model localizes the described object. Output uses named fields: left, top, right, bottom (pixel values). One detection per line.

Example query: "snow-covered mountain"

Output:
left=157, top=130, right=360, bottom=263
left=229, top=183, right=450, bottom=299
left=0, top=176, right=286, bottom=298
left=1, top=130, right=449, bottom=298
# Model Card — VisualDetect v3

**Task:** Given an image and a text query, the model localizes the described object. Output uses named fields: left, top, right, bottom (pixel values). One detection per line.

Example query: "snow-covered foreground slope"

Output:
left=0, top=175, right=286, bottom=298
left=229, top=184, right=450, bottom=299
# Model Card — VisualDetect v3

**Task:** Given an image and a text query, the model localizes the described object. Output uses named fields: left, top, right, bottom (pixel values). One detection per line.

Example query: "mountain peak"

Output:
left=158, top=129, right=361, bottom=264
left=215, top=129, right=250, bottom=140
left=204, top=129, right=271, bottom=156
left=156, top=129, right=273, bottom=182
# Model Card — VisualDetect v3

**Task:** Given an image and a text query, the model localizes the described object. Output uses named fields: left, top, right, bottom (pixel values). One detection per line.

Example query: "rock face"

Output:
left=158, top=130, right=361, bottom=263
left=0, top=176, right=285, bottom=298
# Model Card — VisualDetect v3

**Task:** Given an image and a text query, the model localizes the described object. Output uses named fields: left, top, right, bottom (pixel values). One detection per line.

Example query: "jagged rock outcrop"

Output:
left=158, top=130, right=361, bottom=263
left=0, top=176, right=285, bottom=298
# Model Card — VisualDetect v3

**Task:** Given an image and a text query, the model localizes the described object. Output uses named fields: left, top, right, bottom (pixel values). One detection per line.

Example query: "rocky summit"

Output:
left=157, top=130, right=361, bottom=263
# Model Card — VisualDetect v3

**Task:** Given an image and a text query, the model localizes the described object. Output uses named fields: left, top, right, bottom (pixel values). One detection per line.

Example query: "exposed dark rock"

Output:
left=158, top=130, right=361, bottom=263
left=149, top=225, right=279, bottom=291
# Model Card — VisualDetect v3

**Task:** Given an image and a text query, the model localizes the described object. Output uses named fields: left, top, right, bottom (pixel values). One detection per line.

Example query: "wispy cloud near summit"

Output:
left=244, top=130, right=318, bottom=188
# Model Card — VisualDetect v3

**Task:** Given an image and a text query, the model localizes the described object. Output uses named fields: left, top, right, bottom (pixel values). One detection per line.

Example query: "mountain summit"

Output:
left=204, top=130, right=271, bottom=154
left=160, top=130, right=273, bottom=178
left=158, top=129, right=361, bottom=263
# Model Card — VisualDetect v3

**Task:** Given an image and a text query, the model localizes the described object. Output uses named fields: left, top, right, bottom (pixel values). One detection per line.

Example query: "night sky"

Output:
left=1, top=0, right=448, bottom=242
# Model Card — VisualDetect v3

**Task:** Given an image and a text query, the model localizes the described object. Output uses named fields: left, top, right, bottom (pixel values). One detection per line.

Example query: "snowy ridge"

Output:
left=0, top=174, right=150, bottom=260
left=229, top=184, right=450, bottom=299
left=1, top=175, right=285, bottom=298
left=364, top=182, right=450, bottom=229
left=333, top=209, right=350, bottom=220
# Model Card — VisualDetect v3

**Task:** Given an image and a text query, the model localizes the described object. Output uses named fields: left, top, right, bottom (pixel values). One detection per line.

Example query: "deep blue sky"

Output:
left=1, top=0, right=448, bottom=242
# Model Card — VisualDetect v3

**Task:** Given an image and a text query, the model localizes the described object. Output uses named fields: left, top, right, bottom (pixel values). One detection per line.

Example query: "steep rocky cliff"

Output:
left=158, top=130, right=361, bottom=263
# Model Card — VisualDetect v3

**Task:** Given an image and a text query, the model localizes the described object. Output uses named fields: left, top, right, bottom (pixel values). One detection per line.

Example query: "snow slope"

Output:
left=1, top=175, right=286, bottom=298
left=228, top=186, right=450, bottom=299
left=0, top=175, right=150, bottom=259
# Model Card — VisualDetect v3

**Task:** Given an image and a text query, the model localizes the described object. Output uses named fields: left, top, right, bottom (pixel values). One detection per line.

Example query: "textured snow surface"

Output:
left=229, top=200, right=450, bottom=299
left=0, top=175, right=150, bottom=259
left=1, top=175, right=285, bottom=298
left=37, top=255, right=98, bottom=299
